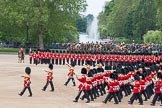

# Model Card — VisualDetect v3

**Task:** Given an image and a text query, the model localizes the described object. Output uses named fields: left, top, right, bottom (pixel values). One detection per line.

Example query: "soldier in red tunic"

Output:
left=73, top=68, right=90, bottom=103
left=51, top=51, right=55, bottom=64
left=18, top=67, right=32, bottom=97
left=42, top=64, right=54, bottom=92
left=128, top=74, right=143, bottom=105
left=80, top=69, right=94, bottom=101
left=55, top=50, right=59, bottom=65
left=102, top=73, right=119, bottom=104
left=64, top=64, right=76, bottom=86
left=62, top=51, right=66, bottom=65
left=139, top=74, right=148, bottom=101
left=91, top=68, right=100, bottom=98
left=151, top=75, right=162, bottom=106
left=29, top=51, right=33, bottom=64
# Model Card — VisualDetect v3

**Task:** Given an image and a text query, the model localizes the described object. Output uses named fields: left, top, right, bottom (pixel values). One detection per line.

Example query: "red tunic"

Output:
left=114, top=80, right=119, bottom=92
left=46, top=71, right=53, bottom=81
left=29, top=53, right=33, bottom=59
left=154, top=79, right=162, bottom=93
left=133, top=81, right=140, bottom=93
left=108, top=80, right=115, bottom=93
left=85, top=78, right=92, bottom=90
left=24, top=75, right=31, bottom=87
left=139, top=80, right=145, bottom=91
left=67, top=71, right=75, bottom=77
left=78, top=76, right=86, bottom=90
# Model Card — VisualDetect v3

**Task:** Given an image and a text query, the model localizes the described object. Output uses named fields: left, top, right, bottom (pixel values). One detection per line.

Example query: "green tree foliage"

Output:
left=75, top=15, right=87, bottom=33
left=98, top=0, right=115, bottom=38
left=144, top=30, right=162, bottom=44
left=155, top=0, right=162, bottom=31
left=106, top=0, right=133, bottom=37
left=132, top=0, right=156, bottom=39
left=0, top=0, right=87, bottom=49
left=98, top=0, right=158, bottom=42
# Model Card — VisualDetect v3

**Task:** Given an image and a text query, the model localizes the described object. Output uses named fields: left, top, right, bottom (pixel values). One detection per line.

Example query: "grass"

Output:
left=0, top=48, right=19, bottom=53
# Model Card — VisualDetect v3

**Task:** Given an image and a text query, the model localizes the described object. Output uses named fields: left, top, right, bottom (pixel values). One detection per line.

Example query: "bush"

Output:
left=144, top=30, right=162, bottom=44
left=114, top=37, right=129, bottom=43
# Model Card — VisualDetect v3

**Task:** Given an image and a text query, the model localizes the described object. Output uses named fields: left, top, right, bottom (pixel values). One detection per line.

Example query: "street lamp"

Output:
left=26, top=22, right=29, bottom=54
left=26, top=22, right=29, bottom=43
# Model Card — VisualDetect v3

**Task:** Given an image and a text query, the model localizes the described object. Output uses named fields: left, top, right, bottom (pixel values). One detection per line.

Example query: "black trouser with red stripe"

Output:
left=140, top=90, right=148, bottom=101
left=129, top=93, right=143, bottom=104
left=64, top=77, right=76, bottom=86
left=19, top=86, right=32, bottom=96
left=74, top=90, right=90, bottom=102
left=81, top=90, right=94, bottom=101
left=151, top=93, right=162, bottom=105
left=42, top=80, right=54, bottom=91
left=103, top=92, right=118, bottom=104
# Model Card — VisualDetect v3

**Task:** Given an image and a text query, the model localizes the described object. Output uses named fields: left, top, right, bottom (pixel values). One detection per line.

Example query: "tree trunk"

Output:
left=38, top=25, right=44, bottom=50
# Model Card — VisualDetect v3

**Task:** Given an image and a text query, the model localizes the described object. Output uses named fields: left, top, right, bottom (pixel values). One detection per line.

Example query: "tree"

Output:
left=98, top=0, right=158, bottom=42
left=155, top=0, right=162, bottom=31
left=98, top=0, right=115, bottom=38
left=106, top=0, right=133, bottom=37
left=75, top=15, right=87, bottom=33
left=0, top=0, right=87, bottom=49
left=132, top=0, right=156, bottom=39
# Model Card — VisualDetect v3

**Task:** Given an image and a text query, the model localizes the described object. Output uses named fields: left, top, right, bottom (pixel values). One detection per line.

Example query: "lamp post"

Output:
left=26, top=22, right=29, bottom=54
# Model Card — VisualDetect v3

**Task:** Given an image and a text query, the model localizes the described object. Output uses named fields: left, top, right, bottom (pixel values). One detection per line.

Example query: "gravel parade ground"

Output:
left=0, top=54, right=161, bottom=108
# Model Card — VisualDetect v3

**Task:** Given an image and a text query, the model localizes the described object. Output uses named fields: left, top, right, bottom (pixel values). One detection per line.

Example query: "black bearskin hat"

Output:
left=160, top=59, right=162, bottom=63
left=134, top=74, right=140, bottom=81
left=49, top=63, right=53, bottom=70
left=156, top=60, right=160, bottom=64
left=93, top=68, right=98, bottom=74
left=120, top=68, right=125, bottom=75
left=159, top=74, right=162, bottom=79
left=150, top=65, right=155, bottom=72
left=86, top=60, right=91, bottom=66
left=87, top=69, right=94, bottom=77
left=71, top=61, right=76, bottom=67
left=97, top=68, right=104, bottom=73
left=81, top=67, right=87, bottom=74
left=157, top=73, right=162, bottom=78
left=139, top=74, right=145, bottom=80
left=160, top=66, right=162, bottom=70
left=110, top=73, right=115, bottom=79
left=113, top=72, right=118, bottom=80
left=25, top=67, right=31, bottom=75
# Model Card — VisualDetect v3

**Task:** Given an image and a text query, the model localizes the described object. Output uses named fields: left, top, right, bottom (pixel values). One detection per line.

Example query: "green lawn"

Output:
left=0, top=48, right=19, bottom=53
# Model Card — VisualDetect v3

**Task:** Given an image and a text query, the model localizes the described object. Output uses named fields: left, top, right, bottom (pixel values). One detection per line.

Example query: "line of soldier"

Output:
left=72, top=60, right=162, bottom=106
left=29, top=50, right=162, bottom=66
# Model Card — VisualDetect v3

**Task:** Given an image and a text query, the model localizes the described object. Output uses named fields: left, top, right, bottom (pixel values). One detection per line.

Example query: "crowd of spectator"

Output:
left=49, top=42, right=162, bottom=55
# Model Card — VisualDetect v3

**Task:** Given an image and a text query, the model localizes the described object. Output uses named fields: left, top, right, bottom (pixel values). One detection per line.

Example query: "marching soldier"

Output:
left=18, top=67, right=32, bottom=97
left=150, top=75, right=162, bottom=106
left=64, top=64, right=76, bottom=86
left=73, top=68, right=90, bottom=103
left=139, top=74, right=148, bottom=101
left=42, top=64, right=54, bottom=92
left=80, top=69, right=94, bottom=101
left=128, top=74, right=143, bottom=105
left=102, top=73, right=119, bottom=104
